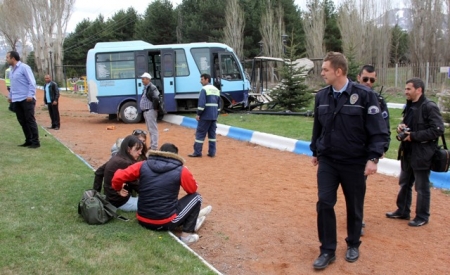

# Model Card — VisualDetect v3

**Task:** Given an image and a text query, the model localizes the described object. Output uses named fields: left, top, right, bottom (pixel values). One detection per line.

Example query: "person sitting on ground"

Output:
left=111, top=143, right=212, bottom=245
left=111, top=129, right=148, bottom=161
left=93, top=135, right=143, bottom=211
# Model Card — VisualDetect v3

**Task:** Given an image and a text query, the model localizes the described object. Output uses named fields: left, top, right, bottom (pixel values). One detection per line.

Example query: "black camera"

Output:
left=396, top=127, right=410, bottom=141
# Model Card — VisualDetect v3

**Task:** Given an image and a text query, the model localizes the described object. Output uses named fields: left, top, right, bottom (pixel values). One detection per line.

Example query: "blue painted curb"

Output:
left=163, top=115, right=450, bottom=189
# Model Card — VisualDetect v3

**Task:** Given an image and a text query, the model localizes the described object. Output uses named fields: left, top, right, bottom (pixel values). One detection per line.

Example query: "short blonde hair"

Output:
left=323, top=52, right=348, bottom=76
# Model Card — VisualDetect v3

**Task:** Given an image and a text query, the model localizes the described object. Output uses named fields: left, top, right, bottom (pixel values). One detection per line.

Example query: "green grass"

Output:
left=0, top=101, right=215, bottom=275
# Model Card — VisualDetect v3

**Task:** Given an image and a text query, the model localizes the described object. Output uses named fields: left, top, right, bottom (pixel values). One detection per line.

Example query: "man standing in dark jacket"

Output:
left=188, top=73, right=221, bottom=158
left=43, top=75, right=60, bottom=130
left=310, top=52, right=389, bottom=269
left=112, top=143, right=212, bottom=245
left=386, top=77, right=444, bottom=227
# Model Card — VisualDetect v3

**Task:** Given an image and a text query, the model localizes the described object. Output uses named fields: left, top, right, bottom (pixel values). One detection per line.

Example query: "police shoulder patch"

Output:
left=381, top=111, right=388, bottom=119
left=368, top=105, right=380, bottom=115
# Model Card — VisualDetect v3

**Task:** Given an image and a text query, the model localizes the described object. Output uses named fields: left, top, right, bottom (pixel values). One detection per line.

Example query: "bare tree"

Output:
left=0, top=0, right=25, bottom=53
left=337, top=0, right=391, bottom=66
left=408, top=0, right=444, bottom=77
left=223, top=0, right=245, bottom=60
left=259, top=0, right=285, bottom=84
left=2, top=0, right=75, bottom=81
left=260, top=0, right=285, bottom=59
left=302, top=0, right=326, bottom=59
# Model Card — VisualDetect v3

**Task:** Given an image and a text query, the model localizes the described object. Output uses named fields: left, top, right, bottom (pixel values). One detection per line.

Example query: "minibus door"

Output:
left=135, top=50, right=149, bottom=107
left=160, top=49, right=176, bottom=112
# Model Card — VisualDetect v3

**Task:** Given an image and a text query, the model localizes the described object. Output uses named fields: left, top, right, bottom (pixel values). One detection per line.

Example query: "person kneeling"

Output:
left=112, top=143, right=212, bottom=244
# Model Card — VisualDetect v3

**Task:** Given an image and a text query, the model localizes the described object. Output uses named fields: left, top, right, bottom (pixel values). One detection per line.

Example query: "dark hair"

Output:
left=406, top=77, right=425, bottom=94
left=117, top=135, right=144, bottom=160
left=323, top=52, right=348, bottom=75
left=201, top=73, right=211, bottom=82
left=359, top=65, right=376, bottom=76
left=159, top=143, right=178, bottom=154
left=7, top=51, right=20, bottom=61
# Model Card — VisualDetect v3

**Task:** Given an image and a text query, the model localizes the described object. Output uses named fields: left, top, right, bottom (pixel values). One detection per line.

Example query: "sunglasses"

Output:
left=132, top=129, right=147, bottom=135
left=362, top=77, right=376, bottom=84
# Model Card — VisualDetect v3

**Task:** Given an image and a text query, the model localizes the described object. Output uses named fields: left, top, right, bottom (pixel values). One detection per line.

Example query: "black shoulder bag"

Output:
left=431, top=135, right=449, bottom=172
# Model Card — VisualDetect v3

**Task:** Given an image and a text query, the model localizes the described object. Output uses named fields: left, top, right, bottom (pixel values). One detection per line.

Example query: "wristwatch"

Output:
left=369, top=158, right=379, bottom=164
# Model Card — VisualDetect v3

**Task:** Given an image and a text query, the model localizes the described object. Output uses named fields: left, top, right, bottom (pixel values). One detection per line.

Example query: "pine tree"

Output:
left=270, top=37, right=314, bottom=112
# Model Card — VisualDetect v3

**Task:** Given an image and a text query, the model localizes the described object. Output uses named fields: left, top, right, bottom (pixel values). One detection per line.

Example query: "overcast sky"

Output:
left=67, top=0, right=403, bottom=33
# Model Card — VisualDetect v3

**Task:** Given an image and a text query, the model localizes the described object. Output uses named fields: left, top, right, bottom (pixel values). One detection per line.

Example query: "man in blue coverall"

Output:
left=188, top=73, right=221, bottom=158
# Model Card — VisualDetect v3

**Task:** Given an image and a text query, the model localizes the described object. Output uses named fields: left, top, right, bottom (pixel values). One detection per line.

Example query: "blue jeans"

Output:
left=118, top=196, right=138, bottom=212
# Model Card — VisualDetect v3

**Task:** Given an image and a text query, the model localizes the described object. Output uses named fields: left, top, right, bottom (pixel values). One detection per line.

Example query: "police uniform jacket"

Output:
left=112, top=150, right=198, bottom=225
left=398, top=95, right=444, bottom=170
left=197, top=84, right=221, bottom=120
left=310, top=81, right=389, bottom=164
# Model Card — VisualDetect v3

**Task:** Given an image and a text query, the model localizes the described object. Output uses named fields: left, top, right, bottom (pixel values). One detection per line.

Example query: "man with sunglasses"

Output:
left=356, top=65, right=391, bottom=236
left=357, top=65, right=390, bottom=145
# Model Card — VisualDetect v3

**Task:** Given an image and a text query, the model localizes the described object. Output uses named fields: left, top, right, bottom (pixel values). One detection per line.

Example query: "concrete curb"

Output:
left=163, top=114, right=450, bottom=189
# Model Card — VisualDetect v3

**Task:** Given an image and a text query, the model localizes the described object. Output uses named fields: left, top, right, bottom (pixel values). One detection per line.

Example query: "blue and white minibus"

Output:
left=86, top=40, right=250, bottom=123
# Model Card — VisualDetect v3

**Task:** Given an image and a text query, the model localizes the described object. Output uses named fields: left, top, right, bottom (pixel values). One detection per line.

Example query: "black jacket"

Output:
left=398, top=96, right=444, bottom=170
left=43, top=81, right=60, bottom=104
left=310, top=81, right=389, bottom=164
left=93, top=155, right=138, bottom=207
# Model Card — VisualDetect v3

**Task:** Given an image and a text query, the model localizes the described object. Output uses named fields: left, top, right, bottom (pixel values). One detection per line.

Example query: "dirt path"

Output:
left=2, top=83, right=449, bottom=274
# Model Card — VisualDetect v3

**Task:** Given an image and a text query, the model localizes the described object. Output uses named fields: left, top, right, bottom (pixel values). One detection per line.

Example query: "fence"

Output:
left=375, top=62, right=450, bottom=92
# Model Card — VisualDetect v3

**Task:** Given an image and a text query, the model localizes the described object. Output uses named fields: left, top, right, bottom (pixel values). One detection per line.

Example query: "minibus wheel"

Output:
left=120, top=101, right=142, bottom=124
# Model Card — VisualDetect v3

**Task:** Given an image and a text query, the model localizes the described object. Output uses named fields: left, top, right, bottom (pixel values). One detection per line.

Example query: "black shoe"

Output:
left=28, top=144, right=41, bottom=149
left=386, top=210, right=410, bottom=220
left=408, top=219, right=428, bottom=227
left=313, top=253, right=336, bottom=270
left=54, top=127, right=60, bottom=130
left=207, top=154, right=215, bottom=158
left=18, top=142, right=32, bottom=147
left=345, top=247, right=359, bottom=263
left=188, top=154, right=202, bottom=158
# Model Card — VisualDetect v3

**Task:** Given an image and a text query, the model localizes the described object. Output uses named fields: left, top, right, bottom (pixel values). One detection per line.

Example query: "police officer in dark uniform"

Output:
left=357, top=65, right=391, bottom=236
left=310, top=52, right=389, bottom=270
left=188, top=73, right=221, bottom=158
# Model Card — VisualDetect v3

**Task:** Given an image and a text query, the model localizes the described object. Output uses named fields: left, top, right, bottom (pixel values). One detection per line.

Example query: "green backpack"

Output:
left=78, top=189, right=128, bottom=225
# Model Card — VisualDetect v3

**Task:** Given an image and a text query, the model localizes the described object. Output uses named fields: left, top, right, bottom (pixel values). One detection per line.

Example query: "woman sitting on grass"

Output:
left=93, top=135, right=143, bottom=211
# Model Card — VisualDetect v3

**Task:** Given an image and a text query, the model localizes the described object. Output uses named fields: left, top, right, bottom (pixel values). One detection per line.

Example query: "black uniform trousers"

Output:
left=47, top=103, right=60, bottom=128
left=317, top=157, right=365, bottom=254
left=15, top=99, right=40, bottom=146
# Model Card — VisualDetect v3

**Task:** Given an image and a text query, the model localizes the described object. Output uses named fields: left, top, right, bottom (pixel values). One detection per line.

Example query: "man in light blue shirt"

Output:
left=6, top=51, right=40, bottom=148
